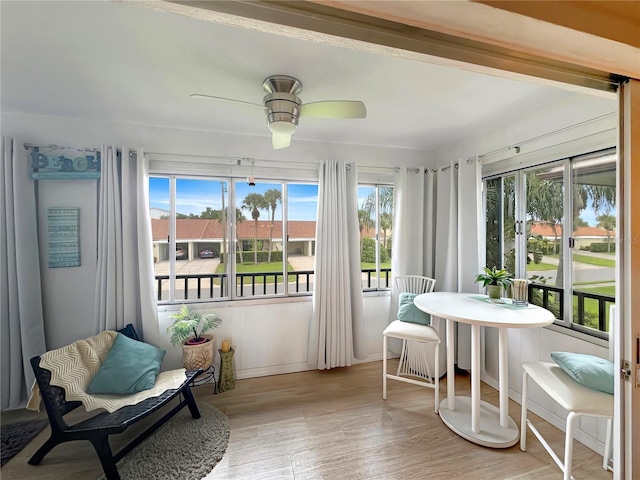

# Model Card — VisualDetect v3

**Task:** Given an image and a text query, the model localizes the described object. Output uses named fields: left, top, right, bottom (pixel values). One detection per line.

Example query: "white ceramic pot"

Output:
left=181, top=334, right=216, bottom=371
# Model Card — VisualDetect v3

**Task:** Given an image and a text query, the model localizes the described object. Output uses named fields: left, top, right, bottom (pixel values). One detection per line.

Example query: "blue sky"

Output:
left=149, top=177, right=320, bottom=221
left=579, top=197, right=616, bottom=227
left=150, top=177, right=384, bottom=221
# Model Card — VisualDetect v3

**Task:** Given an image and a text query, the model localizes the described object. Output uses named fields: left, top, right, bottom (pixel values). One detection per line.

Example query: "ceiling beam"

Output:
left=159, top=0, right=625, bottom=92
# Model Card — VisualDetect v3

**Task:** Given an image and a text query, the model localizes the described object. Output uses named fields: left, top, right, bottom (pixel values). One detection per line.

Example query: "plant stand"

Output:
left=190, top=365, right=218, bottom=394
left=218, top=348, right=235, bottom=393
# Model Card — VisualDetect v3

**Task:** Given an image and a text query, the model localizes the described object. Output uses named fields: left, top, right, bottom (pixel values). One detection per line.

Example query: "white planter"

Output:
left=181, top=334, right=216, bottom=371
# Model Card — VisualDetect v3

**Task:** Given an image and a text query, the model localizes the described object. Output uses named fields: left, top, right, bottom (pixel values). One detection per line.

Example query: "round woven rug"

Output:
left=99, top=402, right=230, bottom=480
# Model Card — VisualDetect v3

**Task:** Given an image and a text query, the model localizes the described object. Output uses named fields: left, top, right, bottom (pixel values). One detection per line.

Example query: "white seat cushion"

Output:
left=383, top=320, right=440, bottom=343
left=523, top=362, right=613, bottom=416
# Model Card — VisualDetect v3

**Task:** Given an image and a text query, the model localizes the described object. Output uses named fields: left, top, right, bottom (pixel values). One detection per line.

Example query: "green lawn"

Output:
left=526, top=262, right=556, bottom=271
left=571, top=254, right=615, bottom=268
left=544, top=253, right=615, bottom=268
left=575, top=285, right=616, bottom=296
left=361, top=262, right=391, bottom=270
left=215, top=261, right=296, bottom=283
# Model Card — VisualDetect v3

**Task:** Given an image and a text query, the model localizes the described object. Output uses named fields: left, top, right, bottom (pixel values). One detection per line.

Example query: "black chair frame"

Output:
left=28, top=356, right=202, bottom=480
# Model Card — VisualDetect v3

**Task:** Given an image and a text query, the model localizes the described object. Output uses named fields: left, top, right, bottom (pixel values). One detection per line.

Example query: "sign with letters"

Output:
left=30, top=150, right=101, bottom=179
left=48, top=208, right=81, bottom=268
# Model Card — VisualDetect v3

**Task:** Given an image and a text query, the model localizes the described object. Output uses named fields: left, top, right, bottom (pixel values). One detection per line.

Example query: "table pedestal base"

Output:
left=439, top=397, right=519, bottom=448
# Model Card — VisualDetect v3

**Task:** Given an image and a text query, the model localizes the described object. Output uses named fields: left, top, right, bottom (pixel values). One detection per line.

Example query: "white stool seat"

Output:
left=520, top=305, right=616, bottom=480
left=523, top=362, right=613, bottom=416
left=383, top=320, right=441, bottom=343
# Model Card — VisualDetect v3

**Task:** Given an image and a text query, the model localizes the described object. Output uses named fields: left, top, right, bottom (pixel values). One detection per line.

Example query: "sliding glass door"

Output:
left=524, top=162, right=565, bottom=321
left=484, top=148, right=616, bottom=338
left=570, top=151, right=616, bottom=334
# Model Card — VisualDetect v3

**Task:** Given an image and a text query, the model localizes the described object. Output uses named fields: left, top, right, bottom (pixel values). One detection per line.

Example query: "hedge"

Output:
left=220, top=251, right=284, bottom=263
left=589, top=242, right=615, bottom=253
left=361, top=237, right=390, bottom=263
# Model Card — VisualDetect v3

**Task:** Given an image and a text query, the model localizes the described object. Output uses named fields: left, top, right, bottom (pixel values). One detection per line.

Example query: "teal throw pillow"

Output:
left=87, top=332, right=166, bottom=395
left=397, top=292, right=431, bottom=325
left=550, top=351, right=614, bottom=394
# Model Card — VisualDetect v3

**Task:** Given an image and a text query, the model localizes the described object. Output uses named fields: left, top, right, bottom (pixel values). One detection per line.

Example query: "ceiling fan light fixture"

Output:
left=268, top=120, right=297, bottom=136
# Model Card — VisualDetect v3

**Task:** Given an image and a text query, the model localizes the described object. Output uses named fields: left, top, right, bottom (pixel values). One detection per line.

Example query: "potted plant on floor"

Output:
left=475, top=266, right=512, bottom=300
left=166, top=305, right=222, bottom=371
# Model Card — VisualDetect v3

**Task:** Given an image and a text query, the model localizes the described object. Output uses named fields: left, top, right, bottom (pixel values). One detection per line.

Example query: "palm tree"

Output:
left=380, top=212, right=392, bottom=249
left=362, top=187, right=393, bottom=251
left=526, top=173, right=564, bottom=285
left=358, top=208, right=375, bottom=252
left=379, top=187, right=393, bottom=215
left=526, top=171, right=616, bottom=287
left=596, top=213, right=616, bottom=252
left=242, top=193, right=267, bottom=264
left=263, top=188, right=282, bottom=262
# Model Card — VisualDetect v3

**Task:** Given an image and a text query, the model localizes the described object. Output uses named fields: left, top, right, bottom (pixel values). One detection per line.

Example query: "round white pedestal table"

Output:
left=413, top=292, right=555, bottom=448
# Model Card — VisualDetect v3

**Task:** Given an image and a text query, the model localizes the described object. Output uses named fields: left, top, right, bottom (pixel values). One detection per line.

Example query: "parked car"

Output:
left=199, top=248, right=214, bottom=258
left=175, top=247, right=186, bottom=259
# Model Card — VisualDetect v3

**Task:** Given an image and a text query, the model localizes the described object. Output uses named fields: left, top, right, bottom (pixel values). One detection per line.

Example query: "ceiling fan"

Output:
left=191, top=75, right=367, bottom=150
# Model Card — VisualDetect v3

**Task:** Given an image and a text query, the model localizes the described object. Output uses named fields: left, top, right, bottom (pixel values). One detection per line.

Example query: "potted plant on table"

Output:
left=475, top=266, right=513, bottom=300
left=166, top=305, right=222, bottom=371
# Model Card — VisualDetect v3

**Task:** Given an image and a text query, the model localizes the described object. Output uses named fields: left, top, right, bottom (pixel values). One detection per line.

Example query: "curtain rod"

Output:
left=441, top=157, right=475, bottom=172
left=466, top=111, right=616, bottom=164
left=146, top=151, right=320, bottom=167
left=24, top=142, right=100, bottom=153
left=147, top=151, right=398, bottom=172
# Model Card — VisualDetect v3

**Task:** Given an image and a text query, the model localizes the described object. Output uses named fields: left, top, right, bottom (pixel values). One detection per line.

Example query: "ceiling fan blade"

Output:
left=300, top=100, right=366, bottom=119
left=272, top=132, right=292, bottom=150
left=190, top=94, right=263, bottom=109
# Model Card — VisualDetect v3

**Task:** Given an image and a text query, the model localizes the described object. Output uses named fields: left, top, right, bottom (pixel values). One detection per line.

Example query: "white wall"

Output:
left=35, top=178, right=99, bottom=348
left=156, top=294, right=391, bottom=379
left=434, top=93, right=617, bottom=168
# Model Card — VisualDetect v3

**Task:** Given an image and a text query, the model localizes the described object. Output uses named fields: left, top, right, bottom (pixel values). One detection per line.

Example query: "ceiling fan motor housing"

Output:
left=263, top=75, right=302, bottom=132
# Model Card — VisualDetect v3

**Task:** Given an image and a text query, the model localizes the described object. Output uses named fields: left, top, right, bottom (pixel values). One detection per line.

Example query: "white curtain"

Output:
left=1, top=137, right=47, bottom=409
left=434, top=159, right=483, bottom=370
left=390, top=167, right=445, bottom=372
left=93, top=146, right=158, bottom=343
left=308, top=160, right=365, bottom=369
left=390, top=167, right=437, bottom=313
left=391, top=160, right=482, bottom=372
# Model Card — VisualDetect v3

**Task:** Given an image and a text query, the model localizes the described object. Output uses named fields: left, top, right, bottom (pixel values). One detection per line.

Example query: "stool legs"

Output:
left=520, top=370, right=528, bottom=451
left=382, top=334, right=388, bottom=400
left=434, top=343, right=439, bottom=414
left=563, top=412, right=576, bottom=480
left=382, top=334, right=439, bottom=413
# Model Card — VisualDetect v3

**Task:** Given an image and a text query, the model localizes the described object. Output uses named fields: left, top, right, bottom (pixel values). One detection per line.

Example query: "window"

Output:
left=358, top=185, right=393, bottom=291
left=150, top=175, right=318, bottom=303
left=484, top=149, right=616, bottom=338
left=151, top=175, right=393, bottom=303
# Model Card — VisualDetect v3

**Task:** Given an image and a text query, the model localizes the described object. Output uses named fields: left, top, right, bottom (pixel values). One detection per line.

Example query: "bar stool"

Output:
left=383, top=275, right=440, bottom=413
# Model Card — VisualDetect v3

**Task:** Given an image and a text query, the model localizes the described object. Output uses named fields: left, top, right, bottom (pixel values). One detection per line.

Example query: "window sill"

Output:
left=157, top=295, right=313, bottom=312
left=544, top=322, right=609, bottom=348
left=157, top=289, right=390, bottom=312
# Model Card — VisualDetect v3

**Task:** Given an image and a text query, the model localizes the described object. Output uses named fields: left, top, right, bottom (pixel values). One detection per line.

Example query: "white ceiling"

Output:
left=0, top=1, right=607, bottom=152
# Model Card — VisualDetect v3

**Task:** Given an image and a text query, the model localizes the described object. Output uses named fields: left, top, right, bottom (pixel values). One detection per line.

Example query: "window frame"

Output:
left=151, top=174, right=321, bottom=304
left=359, top=183, right=393, bottom=292
left=482, top=147, right=616, bottom=341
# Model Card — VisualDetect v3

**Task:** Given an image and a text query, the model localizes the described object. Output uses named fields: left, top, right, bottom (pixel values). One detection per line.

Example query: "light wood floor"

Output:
left=1, top=361, right=612, bottom=479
